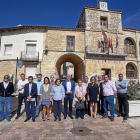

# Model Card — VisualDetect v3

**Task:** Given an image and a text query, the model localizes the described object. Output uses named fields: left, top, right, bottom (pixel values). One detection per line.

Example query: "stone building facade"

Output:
left=0, top=1, right=140, bottom=83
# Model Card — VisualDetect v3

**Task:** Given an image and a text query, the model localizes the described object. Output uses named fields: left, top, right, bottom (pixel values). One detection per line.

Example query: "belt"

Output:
left=104, top=95, right=114, bottom=97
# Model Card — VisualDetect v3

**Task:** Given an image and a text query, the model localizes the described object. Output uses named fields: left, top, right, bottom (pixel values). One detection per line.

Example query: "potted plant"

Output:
left=127, top=80, right=140, bottom=117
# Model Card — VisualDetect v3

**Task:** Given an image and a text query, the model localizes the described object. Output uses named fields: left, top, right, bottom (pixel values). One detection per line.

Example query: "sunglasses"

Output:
left=4, top=78, right=8, bottom=79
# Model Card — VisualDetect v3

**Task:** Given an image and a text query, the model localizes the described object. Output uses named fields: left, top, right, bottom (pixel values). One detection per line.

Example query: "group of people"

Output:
left=0, top=72, right=129, bottom=122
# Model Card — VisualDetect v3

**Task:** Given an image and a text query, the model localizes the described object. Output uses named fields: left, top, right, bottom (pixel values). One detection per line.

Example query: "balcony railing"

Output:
left=86, top=45, right=126, bottom=55
left=20, top=51, right=39, bottom=60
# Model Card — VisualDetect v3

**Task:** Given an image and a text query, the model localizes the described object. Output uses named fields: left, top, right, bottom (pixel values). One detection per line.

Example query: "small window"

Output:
left=4, top=44, right=13, bottom=55
left=100, top=17, right=108, bottom=29
left=25, top=66, right=37, bottom=78
left=66, top=36, right=75, bottom=51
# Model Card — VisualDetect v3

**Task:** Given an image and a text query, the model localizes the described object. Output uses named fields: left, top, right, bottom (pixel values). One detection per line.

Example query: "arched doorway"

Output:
left=56, top=53, right=85, bottom=82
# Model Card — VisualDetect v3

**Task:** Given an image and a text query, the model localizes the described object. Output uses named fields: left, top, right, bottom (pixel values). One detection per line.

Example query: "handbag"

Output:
left=75, top=101, right=85, bottom=109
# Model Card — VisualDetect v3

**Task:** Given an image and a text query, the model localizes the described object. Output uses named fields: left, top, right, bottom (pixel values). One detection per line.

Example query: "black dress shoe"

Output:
left=58, top=118, right=61, bottom=121
left=117, top=114, right=122, bottom=117
left=32, top=119, right=35, bottom=122
left=24, top=118, right=30, bottom=122
left=64, top=116, right=67, bottom=119
left=69, top=116, right=73, bottom=119
left=123, top=116, right=128, bottom=120
left=54, top=118, right=57, bottom=121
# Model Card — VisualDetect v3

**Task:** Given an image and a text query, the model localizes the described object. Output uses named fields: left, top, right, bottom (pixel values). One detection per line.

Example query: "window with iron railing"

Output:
left=66, top=36, right=75, bottom=51
left=100, top=17, right=108, bottom=29
left=124, top=38, right=136, bottom=58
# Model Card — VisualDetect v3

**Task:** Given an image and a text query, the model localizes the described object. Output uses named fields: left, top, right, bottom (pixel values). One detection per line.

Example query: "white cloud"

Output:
left=124, top=10, right=140, bottom=24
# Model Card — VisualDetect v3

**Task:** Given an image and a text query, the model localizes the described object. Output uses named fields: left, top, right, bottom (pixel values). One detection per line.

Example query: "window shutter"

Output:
left=26, top=67, right=37, bottom=78
left=27, top=44, right=36, bottom=52
left=5, top=45, right=12, bottom=55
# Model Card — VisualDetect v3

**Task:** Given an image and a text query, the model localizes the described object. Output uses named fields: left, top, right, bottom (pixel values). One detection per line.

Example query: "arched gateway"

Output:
left=56, top=53, right=85, bottom=82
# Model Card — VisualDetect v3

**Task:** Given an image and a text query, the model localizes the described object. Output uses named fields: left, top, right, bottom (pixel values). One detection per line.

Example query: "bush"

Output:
left=127, top=80, right=140, bottom=100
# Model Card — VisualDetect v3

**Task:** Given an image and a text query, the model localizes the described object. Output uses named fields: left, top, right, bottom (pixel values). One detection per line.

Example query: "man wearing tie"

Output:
left=62, top=74, right=75, bottom=119
left=24, top=76, right=37, bottom=122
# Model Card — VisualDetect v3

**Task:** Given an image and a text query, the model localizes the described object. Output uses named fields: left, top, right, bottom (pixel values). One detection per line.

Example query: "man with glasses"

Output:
left=97, top=75, right=104, bottom=115
left=0, top=75, right=14, bottom=122
left=102, top=75, right=117, bottom=121
left=115, top=74, right=128, bottom=120
left=62, top=74, right=75, bottom=119
left=24, top=76, right=37, bottom=122
left=82, top=76, right=90, bottom=115
left=15, top=73, right=28, bottom=119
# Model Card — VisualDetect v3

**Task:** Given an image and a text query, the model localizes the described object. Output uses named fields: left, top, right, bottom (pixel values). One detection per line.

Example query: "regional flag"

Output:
left=109, top=32, right=112, bottom=50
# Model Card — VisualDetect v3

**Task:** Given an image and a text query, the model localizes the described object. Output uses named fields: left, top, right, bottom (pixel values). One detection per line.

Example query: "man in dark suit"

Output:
left=62, top=74, right=75, bottom=119
left=24, top=76, right=37, bottom=122
left=0, top=75, right=14, bottom=122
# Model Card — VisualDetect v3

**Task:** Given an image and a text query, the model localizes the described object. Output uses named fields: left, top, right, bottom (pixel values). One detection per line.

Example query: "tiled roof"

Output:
left=0, top=25, right=85, bottom=32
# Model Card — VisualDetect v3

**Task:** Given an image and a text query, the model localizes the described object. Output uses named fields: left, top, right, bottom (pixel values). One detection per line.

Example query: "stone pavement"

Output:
left=0, top=111, right=140, bottom=140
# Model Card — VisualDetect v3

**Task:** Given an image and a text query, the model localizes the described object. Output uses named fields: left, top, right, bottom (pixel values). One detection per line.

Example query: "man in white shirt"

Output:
left=15, top=73, right=28, bottom=119
left=34, top=74, right=43, bottom=118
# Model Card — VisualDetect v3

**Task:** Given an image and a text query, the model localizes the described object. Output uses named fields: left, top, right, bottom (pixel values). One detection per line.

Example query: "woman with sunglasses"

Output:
left=40, top=77, right=52, bottom=121
left=87, top=76, right=99, bottom=119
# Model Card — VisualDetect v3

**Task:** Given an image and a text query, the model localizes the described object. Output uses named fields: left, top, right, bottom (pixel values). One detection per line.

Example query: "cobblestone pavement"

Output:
left=0, top=112, right=140, bottom=140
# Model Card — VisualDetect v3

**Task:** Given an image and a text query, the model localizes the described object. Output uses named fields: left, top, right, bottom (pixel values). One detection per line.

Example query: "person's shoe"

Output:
left=111, top=118, right=114, bottom=121
left=7, top=119, right=11, bottom=122
left=69, top=116, right=73, bottom=119
left=15, top=115, right=20, bottom=119
left=75, top=117, right=78, bottom=119
left=64, top=116, right=67, bottom=119
left=0, top=119, right=4, bottom=122
left=117, top=114, right=122, bottom=117
left=102, top=116, right=107, bottom=119
left=35, top=115, right=39, bottom=118
left=58, top=118, right=61, bottom=121
left=123, top=116, right=128, bottom=120
left=54, top=118, right=57, bottom=121
left=24, top=118, right=30, bottom=122
left=32, top=119, right=35, bottom=122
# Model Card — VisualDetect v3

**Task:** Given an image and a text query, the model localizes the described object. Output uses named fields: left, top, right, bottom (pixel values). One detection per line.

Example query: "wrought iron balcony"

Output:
left=85, top=45, right=128, bottom=60
left=20, top=51, right=39, bottom=61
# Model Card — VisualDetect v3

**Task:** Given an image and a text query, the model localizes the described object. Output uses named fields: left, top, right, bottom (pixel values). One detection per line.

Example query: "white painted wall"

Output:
left=0, top=28, right=46, bottom=61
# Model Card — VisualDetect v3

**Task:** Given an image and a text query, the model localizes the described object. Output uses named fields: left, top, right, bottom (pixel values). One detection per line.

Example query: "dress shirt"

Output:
left=3, top=82, right=9, bottom=89
left=102, top=80, right=117, bottom=96
left=18, top=79, right=28, bottom=93
left=67, top=81, right=71, bottom=92
left=115, top=80, right=128, bottom=94
left=82, top=82, right=88, bottom=93
left=52, top=84, right=65, bottom=100
left=34, top=80, right=43, bottom=95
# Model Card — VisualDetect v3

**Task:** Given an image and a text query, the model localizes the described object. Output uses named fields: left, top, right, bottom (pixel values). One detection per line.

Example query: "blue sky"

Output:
left=0, top=0, right=140, bottom=29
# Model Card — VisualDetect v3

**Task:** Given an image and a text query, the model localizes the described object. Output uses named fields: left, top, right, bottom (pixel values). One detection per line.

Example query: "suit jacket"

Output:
left=0, top=82, right=14, bottom=97
left=24, top=82, right=37, bottom=101
left=62, top=80, right=75, bottom=99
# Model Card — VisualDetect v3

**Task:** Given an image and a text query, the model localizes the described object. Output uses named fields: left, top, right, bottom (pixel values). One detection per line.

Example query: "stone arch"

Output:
left=55, top=53, right=85, bottom=82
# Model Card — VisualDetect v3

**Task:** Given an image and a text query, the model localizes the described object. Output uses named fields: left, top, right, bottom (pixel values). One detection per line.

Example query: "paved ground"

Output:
left=0, top=111, right=140, bottom=140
